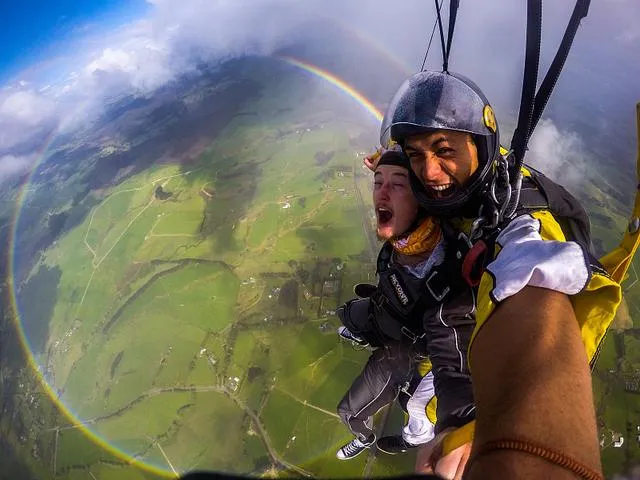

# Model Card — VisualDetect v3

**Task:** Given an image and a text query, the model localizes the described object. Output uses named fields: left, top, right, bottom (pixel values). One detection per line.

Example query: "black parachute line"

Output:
left=528, top=0, right=591, bottom=138
left=435, top=0, right=448, bottom=72
left=420, top=0, right=458, bottom=73
left=510, top=0, right=591, bottom=175
left=421, top=0, right=444, bottom=71
left=511, top=0, right=542, bottom=168
left=444, top=0, right=460, bottom=72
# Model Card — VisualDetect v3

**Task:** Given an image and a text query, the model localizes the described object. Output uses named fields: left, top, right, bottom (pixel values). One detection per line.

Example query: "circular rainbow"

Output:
left=7, top=57, right=385, bottom=477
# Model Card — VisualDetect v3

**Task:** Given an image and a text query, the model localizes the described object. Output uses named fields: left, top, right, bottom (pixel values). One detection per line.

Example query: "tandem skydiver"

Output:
left=376, top=69, right=623, bottom=479
left=334, top=147, right=476, bottom=465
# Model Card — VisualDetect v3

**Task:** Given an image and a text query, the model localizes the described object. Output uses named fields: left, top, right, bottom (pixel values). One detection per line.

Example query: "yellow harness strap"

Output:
left=441, top=103, right=640, bottom=457
left=599, top=103, right=640, bottom=282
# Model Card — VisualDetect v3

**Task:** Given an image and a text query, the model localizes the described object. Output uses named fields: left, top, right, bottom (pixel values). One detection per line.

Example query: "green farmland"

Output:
left=15, top=60, right=415, bottom=479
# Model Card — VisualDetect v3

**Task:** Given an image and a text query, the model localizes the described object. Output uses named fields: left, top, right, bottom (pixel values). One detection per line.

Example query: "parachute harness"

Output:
left=428, top=0, right=591, bottom=287
left=469, top=152, right=515, bottom=243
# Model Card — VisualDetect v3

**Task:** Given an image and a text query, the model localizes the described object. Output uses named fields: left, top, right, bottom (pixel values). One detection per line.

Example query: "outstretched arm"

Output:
left=466, top=286, right=602, bottom=479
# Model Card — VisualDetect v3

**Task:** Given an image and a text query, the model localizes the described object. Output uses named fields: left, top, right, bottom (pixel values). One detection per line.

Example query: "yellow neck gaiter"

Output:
left=391, top=217, right=441, bottom=256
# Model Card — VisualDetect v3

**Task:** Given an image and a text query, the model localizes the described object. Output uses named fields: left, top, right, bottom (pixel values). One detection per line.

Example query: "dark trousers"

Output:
left=337, top=344, right=413, bottom=442
left=337, top=291, right=476, bottom=435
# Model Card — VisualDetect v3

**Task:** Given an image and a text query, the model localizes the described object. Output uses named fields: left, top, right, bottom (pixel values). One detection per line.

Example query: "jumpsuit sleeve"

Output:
left=471, top=211, right=590, bottom=355
left=423, top=288, right=476, bottom=434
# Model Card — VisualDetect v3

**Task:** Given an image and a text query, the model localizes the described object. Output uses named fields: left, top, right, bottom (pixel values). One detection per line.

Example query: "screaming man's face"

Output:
left=373, top=165, right=419, bottom=240
left=403, top=130, right=479, bottom=200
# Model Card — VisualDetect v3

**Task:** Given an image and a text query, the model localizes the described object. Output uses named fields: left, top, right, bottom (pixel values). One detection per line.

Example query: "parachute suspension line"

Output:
left=503, top=0, right=542, bottom=219
left=528, top=0, right=591, bottom=138
left=434, top=0, right=448, bottom=73
left=510, top=0, right=542, bottom=171
left=444, top=0, right=460, bottom=72
left=421, top=0, right=444, bottom=71
left=506, top=0, right=591, bottom=218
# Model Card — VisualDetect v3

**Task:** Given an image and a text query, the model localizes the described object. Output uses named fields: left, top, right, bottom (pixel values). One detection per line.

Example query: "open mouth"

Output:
left=377, top=207, right=393, bottom=225
left=427, top=183, right=456, bottom=199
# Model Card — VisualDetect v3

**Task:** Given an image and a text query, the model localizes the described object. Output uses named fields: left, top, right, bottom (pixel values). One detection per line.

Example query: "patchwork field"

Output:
left=15, top=62, right=416, bottom=478
left=11, top=53, right=639, bottom=479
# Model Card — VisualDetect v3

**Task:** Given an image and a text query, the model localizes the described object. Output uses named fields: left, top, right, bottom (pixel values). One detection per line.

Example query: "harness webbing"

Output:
left=511, top=0, right=591, bottom=176
left=528, top=0, right=591, bottom=140
left=434, top=0, right=447, bottom=73
left=444, top=0, right=459, bottom=72
left=600, top=103, right=640, bottom=282
left=511, top=0, right=542, bottom=168
left=421, top=0, right=444, bottom=71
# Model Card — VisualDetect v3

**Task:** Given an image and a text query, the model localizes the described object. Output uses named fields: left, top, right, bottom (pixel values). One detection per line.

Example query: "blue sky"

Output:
left=0, top=0, right=637, bottom=186
left=0, top=0, right=148, bottom=83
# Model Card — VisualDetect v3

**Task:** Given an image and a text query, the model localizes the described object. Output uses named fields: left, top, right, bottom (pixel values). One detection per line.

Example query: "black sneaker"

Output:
left=337, top=326, right=369, bottom=347
left=376, top=435, right=419, bottom=455
left=336, top=436, right=374, bottom=460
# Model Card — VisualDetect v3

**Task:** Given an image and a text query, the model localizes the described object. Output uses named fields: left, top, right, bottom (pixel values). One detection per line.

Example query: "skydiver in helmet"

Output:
left=377, top=70, right=621, bottom=478
left=334, top=148, right=476, bottom=469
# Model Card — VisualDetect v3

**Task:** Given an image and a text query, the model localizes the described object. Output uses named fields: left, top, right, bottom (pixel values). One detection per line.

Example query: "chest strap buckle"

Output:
left=425, top=270, right=450, bottom=302
left=400, top=326, right=424, bottom=344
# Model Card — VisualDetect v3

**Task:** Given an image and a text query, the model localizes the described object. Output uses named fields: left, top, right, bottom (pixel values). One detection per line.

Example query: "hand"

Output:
left=363, top=147, right=383, bottom=171
left=415, top=429, right=472, bottom=480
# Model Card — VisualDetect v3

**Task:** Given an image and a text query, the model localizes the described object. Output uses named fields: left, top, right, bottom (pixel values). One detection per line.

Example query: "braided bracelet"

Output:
left=468, top=438, right=604, bottom=480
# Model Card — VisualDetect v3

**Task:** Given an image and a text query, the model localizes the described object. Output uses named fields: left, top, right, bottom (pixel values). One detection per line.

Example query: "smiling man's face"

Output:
left=403, top=130, right=479, bottom=200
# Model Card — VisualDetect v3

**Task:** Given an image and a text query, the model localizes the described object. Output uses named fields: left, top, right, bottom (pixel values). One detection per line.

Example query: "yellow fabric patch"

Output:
left=532, top=210, right=567, bottom=242
left=599, top=104, right=640, bottom=285
left=572, top=274, right=622, bottom=364
left=530, top=211, right=621, bottom=364
left=442, top=420, right=475, bottom=455
left=470, top=270, right=497, bottom=352
left=417, top=358, right=433, bottom=377
left=392, top=217, right=442, bottom=257
left=417, top=358, right=438, bottom=426
left=426, top=396, right=438, bottom=425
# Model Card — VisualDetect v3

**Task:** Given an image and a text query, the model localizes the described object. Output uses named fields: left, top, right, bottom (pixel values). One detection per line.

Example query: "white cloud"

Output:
left=0, top=154, right=34, bottom=183
left=0, top=0, right=338, bottom=142
left=0, top=90, right=59, bottom=154
left=85, top=47, right=137, bottom=75
left=0, top=90, right=56, bottom=126
left=525, top=119, right=587, bottom=189
left=0, top=0, right=636, bottom=184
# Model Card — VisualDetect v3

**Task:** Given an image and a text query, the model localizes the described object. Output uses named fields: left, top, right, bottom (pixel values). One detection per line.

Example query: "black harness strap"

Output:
left=511, top=0, right=542, bottom=169
left=528, top=0, right=591, bottom=139
left=510, top=0, right=592, bottom=177
left=421, top=0, right=444, bottom=71
left=434, top=0, right=448, bottom=73
left=444, top=0, right=460, bottom=72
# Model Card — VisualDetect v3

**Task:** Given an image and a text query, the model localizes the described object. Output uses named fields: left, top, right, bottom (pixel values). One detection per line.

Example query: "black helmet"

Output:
left=380, top=71, right=500, bottom=217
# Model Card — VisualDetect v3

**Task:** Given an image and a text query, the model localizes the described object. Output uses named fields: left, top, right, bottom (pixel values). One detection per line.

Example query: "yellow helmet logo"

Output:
left=483, top=104, right=497, bottom=133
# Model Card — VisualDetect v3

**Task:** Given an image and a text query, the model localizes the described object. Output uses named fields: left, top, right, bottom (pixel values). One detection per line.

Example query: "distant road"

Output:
left=274, top=386, right=340, bottom=419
